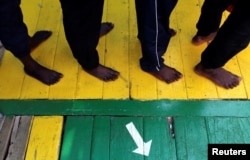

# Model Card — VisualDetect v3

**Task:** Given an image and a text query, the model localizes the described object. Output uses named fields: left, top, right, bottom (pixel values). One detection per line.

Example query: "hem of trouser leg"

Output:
left=197, top=29, right=218, bottom=37
left=80, top=62, right=100, bottom=71
left=140, top=63, right=164, bottom=72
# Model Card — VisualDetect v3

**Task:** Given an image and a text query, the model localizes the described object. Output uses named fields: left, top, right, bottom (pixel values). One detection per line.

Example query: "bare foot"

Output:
left=192, top=31, right=217, bottom=46
left=149, top=65, right=182, bottom=83
left=100, top=22, right=114, bottom=37
left=24, top=64, right=63, bottom=85
left=29, top=30, right=52, bottom=50
left=84, top=64, right=119, bottom=82
left=20, top=55, right=63, bottom=85
left=194, top=63, right=241, bottom=89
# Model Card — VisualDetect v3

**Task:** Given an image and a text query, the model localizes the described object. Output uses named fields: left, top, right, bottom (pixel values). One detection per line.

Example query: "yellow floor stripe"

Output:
left=101, top=0, right=129, bottom=99
left=49, top=23, right=79, bottom=99
left=25, top=116, right=63, bottom=160
left=238, top=49, right=250, bottom=97
left=21, top=0, right=62, bottom=99
left=175, top=0, right=219, bottom=99
left=0, top=52, right=24, bottom=99
left=129, top=0, right=158, bottom=100
left=158, top=6, right=187, bottom=99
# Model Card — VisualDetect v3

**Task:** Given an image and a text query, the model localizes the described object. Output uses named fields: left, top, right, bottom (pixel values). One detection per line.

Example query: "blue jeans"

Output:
left=135, top=0, right=178, bottom=72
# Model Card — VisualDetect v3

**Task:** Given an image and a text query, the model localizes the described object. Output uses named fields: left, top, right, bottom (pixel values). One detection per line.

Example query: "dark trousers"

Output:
left=196, top=0, right=235, bottom=36
left=0, top=0, right=30, bottom=58
left=59, top=0, right=104, bottom=70
left=135, top=0, right=178, bottom=72
left=200, top=0, right=250, bottom=68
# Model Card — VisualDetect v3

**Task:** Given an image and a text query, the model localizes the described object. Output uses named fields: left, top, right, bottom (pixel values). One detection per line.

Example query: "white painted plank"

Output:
left=6, top=116, right=33, bottom=160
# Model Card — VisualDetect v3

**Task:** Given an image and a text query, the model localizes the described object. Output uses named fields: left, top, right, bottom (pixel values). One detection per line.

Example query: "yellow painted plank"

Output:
left=1, top=0, right=249, bottom=100
left=75, top=67, right=104, bottom=99
left=157, top=9, right=187, bottom=99
left=214, top=12, right=247, bottom=98
left=75, top=0, right=117, bottom=99
left=129, top=0, right=158, bottom=100
left=25, top=116, right=63, bottom=160
left=224, top=12, right=250, bottom=99
left=103, top=0, right=130, bottom=99
left=20, top=0, right=46, bottom=98
left=0, top=0, right=41, bottom=99
left=21, top=0, right=42, bottom=35
left=216, top=57, right=247, bottom=98
left=0, top=52, right=24, bottom=99
left=175, top=0, right=218, bottom=99
left=237, top=48, right=250, bottom=98
left=49, top=24, right=79, bottom=99
left=21, top=0, right=62, bottom=99
left=75, top=1, right=109, bottom=99
left=75, top=36, right=104, bottom=99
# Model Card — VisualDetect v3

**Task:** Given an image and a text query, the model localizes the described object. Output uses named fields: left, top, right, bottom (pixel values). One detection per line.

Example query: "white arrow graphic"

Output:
left=126, top=122, right=152, bottom=156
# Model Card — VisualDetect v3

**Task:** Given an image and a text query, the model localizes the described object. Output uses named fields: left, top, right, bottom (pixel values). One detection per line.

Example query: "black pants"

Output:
left=135, top=0, right=178, bottom=72
left=200, top=0, right=250, bottom=68
left=196, top=0, right=235, bottom=36
left=0, top=0, right=30, bottom=58
left=59, top=0, right=104, bottom=70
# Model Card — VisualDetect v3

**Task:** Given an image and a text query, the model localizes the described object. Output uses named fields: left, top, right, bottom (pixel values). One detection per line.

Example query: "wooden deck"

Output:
left=1, top=0, right=250, bottom=160
left=1, top=115, right=250, bottom=160
left=0, top=0, right=250, bottom=100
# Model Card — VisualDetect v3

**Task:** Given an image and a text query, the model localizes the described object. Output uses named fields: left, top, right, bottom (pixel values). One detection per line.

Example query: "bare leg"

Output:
left=194, top=63, right=241, bottom=89
left=20, top=55, right=63, bottom=85
left=84, top=64, right=119, bottom=82
left=100, top=22, right=114, bottom=37
left=148, top=65, right=182, bottom=83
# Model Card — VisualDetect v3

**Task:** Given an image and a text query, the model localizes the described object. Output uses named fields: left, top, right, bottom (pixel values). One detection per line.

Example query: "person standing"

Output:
left=59, top=0, right=119, bottom=82
left=134, top=0, right=182, bottom=84
left=0, top=0, right=63, bottom=85
left=194, top=0, right=250, bottom=89
left=192, top=0, right=236, bottom=45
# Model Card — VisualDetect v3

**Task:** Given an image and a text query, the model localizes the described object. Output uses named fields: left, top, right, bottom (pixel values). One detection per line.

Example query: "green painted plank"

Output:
left=237, top=118, right=250, bottom=143
left=1, top=100, right=250, bottom=117
left=91, top=116, right=110, bottom=160
left=144, top=117, right=177, bottom=160
left=206, top=117, right=250, bottom=144
left=110, top=117, right=144, bottom=160
left=175, top=117, right=208, bottom=160
left=60, top=116, right=93, bottom=160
